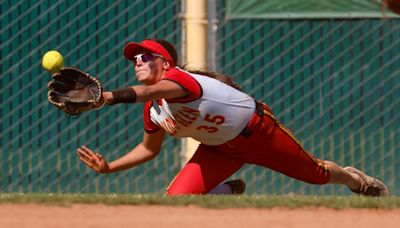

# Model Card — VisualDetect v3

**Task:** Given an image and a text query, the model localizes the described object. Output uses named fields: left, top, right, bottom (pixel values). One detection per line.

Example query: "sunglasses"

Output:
left=133, top=53, right=164, bottom=64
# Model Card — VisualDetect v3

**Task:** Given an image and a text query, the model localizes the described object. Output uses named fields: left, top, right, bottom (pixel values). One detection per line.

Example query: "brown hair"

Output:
left=152, top=38, right=242, bottom=91
left=185, top=70, right=242, bottom=91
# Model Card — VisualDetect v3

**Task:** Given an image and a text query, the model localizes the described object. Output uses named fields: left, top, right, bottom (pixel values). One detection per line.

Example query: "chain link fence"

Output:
left=1, top=0, right=399, bottom=195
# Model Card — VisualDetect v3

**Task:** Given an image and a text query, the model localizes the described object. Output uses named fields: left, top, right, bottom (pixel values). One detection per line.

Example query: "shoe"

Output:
left=224, top=179, right=246, bottom=194
left=344, top=166, right=389, bottom=197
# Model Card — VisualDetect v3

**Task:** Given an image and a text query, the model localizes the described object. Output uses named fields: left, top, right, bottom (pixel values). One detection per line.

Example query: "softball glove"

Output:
left=47, top=67, right=104, bottom=115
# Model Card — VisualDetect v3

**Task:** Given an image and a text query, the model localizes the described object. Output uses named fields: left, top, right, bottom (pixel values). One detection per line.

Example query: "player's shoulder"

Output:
left=162, top=68, right=202, bottom=103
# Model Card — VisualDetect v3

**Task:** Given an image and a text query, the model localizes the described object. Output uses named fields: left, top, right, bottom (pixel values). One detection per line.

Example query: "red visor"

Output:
left=123, top=40, right=175, bottom=67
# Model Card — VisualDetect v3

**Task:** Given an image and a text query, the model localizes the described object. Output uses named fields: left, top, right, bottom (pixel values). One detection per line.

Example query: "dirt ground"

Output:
left=1, top=204, right=399, bottom=228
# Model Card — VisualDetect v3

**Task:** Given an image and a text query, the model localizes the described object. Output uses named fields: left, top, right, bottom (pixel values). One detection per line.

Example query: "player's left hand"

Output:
left=77, top=145, right=110, bottom=173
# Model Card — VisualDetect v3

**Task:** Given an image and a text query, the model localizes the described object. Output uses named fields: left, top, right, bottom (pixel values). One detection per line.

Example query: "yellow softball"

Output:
left=42, top=50, right=64, bottom=73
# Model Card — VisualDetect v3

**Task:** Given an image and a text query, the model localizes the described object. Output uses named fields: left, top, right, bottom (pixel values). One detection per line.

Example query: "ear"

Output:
left=163, top=61, right=171, bottom=70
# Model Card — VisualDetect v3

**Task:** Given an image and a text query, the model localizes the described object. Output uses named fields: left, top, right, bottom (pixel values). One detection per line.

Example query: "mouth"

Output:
left=135, top=70, right=146, bottom=74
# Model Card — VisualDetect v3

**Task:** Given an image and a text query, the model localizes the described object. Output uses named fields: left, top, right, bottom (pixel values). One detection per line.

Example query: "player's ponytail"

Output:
left=154, top=38, right=242, bottom=91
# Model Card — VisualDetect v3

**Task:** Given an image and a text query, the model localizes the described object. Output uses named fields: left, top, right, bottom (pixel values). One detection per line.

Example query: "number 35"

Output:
left=196, top=114, right=225, bottom=133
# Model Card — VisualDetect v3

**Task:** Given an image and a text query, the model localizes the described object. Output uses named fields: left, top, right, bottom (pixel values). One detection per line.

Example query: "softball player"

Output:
left=77, top=39, right=389, bottom=196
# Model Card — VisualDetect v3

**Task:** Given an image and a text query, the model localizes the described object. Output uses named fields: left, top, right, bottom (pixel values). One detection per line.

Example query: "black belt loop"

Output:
left=255, top=100, right=263, bottom=116
left=239, top=100, right=264, bottom=138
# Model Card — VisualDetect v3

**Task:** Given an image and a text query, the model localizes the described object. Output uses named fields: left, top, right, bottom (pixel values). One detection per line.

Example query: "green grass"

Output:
left=1, top=193, right=400, bottom=209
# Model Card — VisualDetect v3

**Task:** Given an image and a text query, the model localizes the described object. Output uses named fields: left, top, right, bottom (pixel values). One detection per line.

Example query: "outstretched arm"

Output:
left=102, top=80, right=187, bottom=104
left=77, top=129, right=166, bottom=173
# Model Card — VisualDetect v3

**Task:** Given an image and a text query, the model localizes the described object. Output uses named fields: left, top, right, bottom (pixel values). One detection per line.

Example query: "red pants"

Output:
left=166, top=103, right=331, bottom=195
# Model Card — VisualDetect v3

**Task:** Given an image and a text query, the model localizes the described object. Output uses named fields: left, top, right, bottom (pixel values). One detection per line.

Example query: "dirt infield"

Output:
left=1, top=204, right=399, bottom=228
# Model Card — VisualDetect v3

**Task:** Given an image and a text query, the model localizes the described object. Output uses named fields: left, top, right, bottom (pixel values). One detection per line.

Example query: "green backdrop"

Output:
left=1, top=0, right=399, bottom=195
left=218, top=0, right=399, bottom=195
left=1, top=0, right=183, bottom=193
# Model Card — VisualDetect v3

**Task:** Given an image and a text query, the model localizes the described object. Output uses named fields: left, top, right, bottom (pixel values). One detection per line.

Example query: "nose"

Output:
left=133, top=60, right=143, bottom=67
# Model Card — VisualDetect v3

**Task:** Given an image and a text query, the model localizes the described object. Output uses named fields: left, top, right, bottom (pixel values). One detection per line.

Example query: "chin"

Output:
left=136, top=74, right=149, bottom=82
left=138, top=78, right=153, bottom=85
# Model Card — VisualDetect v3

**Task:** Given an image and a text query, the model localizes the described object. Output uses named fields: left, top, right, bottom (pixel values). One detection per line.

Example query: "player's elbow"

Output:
left=148, top=149, right=160, bottom=158
left=141, top=142, right=161, bottom=158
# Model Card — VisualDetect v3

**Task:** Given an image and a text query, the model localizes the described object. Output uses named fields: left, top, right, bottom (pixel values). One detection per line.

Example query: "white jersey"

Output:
left=144, top=68, right=255, bottom=145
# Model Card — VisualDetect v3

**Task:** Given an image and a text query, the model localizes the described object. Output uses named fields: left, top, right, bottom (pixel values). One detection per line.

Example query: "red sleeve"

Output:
left=161, top=68, right=202, bottom=103
left=143, top=101, right=161, bottom=133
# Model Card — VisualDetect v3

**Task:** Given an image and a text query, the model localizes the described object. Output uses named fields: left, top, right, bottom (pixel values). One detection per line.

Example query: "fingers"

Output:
left=77, top=145, right=103, bottom=163
left=78, top=156, right=95, bottom=168
left=77, top=145, right=95, bottom=158
left=77, top=146, right=91, bottom=160
left=77, top=146, right=107, bottom=173
left=80, top=145, right=94, bottom=154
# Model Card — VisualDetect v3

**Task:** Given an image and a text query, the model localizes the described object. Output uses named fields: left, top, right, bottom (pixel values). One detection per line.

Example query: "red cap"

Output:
left=123, top=40, right=175, bottom=67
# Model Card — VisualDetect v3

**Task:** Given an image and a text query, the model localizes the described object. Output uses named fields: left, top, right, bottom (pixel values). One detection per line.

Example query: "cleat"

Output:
left=344, top=166, right=389, bottom=197
left=224, top=179, right=246, bottom=194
